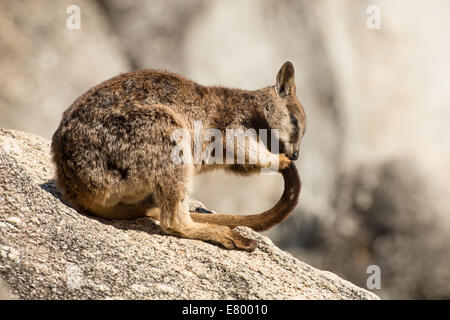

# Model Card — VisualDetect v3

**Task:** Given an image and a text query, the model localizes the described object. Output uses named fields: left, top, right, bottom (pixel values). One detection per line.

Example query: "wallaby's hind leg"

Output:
left=154, top=164, right=256, bottom=251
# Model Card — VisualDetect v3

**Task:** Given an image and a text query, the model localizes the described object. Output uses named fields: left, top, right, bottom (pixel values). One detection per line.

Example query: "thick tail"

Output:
left=188, top=163, right=301, bottom=231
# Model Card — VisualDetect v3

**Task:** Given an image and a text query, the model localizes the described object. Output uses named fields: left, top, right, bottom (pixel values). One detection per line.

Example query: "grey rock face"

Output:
left=0, top=0, right=130, bottom=139
left=0, top=129, right=378, bottom=300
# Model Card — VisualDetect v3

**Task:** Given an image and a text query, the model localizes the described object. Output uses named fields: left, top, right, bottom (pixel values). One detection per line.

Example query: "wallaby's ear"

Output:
left=276, top=61, right=295, bottom=97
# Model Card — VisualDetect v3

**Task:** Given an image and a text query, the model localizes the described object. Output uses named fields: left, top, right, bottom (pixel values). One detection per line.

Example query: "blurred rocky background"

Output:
left=1, top=0, right=449, bottom=299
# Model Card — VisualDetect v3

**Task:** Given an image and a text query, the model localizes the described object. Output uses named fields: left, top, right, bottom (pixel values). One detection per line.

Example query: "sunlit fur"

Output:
left=51, top=62, right=305, bottom=252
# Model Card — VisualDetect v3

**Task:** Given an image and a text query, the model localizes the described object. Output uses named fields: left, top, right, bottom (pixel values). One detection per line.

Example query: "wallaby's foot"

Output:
left=278, top=154, right=292, bottom=171
left=218, top=229, right=256, bottom=252
left=161, top=218, right=256, bottom=252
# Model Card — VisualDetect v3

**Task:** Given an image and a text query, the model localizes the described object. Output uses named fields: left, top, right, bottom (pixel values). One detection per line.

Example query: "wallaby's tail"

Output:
left=189, top=163, right=301, bottom=231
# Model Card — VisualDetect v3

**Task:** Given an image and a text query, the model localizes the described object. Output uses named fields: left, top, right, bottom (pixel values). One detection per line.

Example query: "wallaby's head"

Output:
left=266, top=61, right=306, bottom=160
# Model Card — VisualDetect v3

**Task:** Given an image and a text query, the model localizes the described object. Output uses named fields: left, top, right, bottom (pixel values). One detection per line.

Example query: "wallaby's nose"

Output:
left=290, top=151, right=299, bottom=161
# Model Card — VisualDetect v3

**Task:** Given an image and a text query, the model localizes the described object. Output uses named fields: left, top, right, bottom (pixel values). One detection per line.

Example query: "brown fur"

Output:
left=51, top=61, right=306, bottom=251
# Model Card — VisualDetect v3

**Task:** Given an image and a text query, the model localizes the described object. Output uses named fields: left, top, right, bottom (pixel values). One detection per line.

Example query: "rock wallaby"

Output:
left=52, top=61, right=306, bottom=251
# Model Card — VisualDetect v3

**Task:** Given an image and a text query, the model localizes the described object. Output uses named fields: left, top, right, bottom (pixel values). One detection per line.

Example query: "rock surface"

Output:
left=0, top=129, right=378, bottom=300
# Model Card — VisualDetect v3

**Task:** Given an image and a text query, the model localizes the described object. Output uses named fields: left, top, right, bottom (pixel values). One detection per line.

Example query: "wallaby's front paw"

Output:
left=278, top=154, right=292, bottom=171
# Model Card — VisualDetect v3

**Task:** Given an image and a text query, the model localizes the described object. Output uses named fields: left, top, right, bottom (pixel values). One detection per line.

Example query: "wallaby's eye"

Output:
left=289, top=113, right=298, bottom=127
